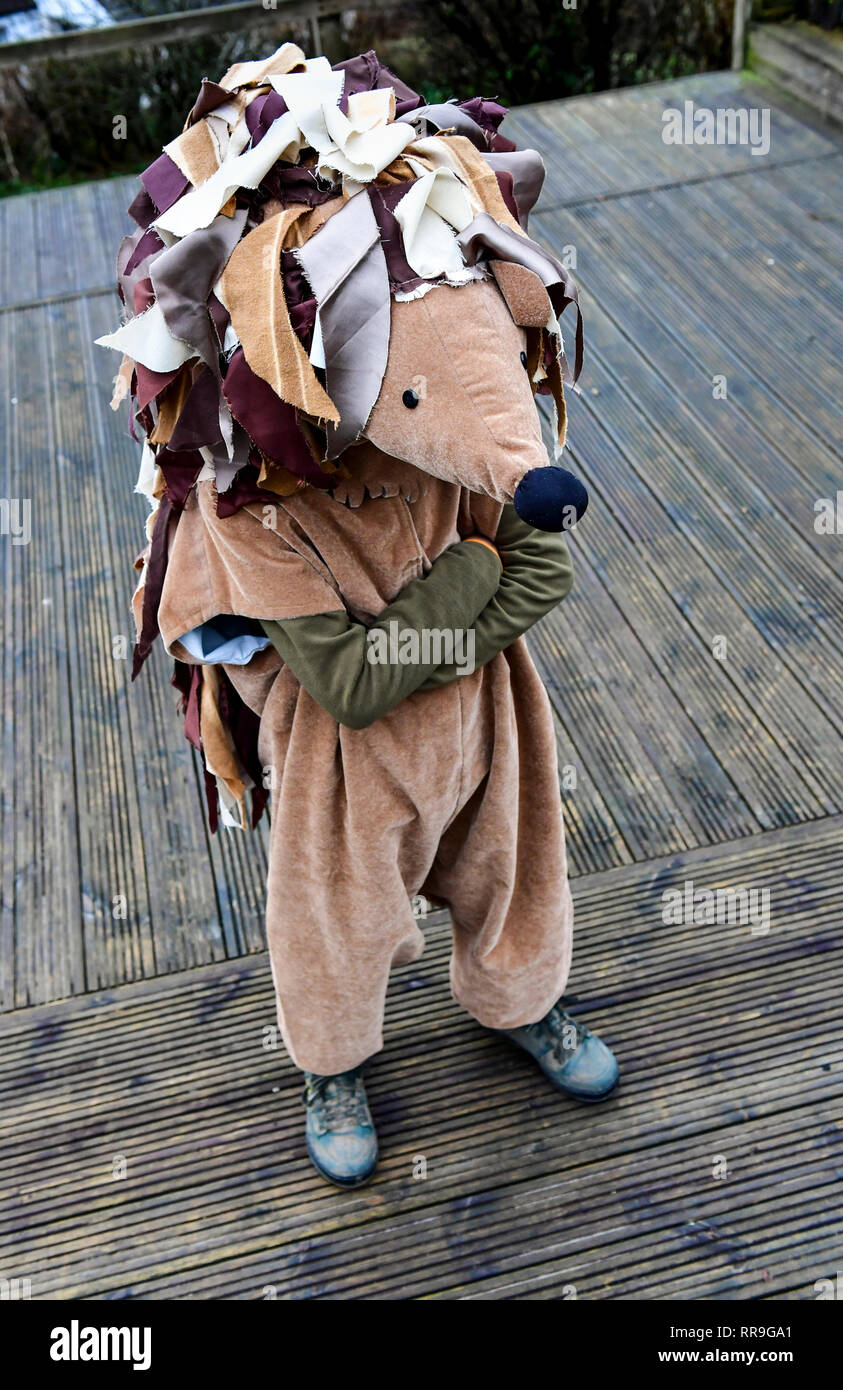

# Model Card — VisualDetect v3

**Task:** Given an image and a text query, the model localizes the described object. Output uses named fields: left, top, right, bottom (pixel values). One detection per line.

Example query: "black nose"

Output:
left=513, top=466, right=588, bottom=531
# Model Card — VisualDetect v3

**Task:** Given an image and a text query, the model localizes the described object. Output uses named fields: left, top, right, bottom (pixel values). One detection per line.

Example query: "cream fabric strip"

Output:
left=394, top=165, right=474, bottom=281
left=314, top=89, right=415, bottom=184
left=406, top=135, right=524, bottom=236
left=153, top=62, right=339, bottom=240
left=154, top=110, right=303, bottom=238
left=134, top=441, right=158, bottom=507
left=95, top=300, right=194, bottom=373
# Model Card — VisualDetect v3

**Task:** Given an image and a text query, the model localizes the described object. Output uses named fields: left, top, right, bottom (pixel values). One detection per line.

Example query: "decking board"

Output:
left=1, top=69, right=841, bottom=1298
left=0, top=818, right=840, bottom=1298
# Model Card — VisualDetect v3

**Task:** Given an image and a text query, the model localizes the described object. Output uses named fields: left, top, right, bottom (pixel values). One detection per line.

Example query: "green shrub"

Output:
left=417, top=0, right=734, bottom=104
left=1, top=1, right=737, bottom=196
left=0, top=17, right=313, bottom=195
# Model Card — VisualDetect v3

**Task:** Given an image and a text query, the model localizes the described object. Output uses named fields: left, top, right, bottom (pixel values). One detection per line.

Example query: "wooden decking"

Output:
left=1, top=69, right=841, bottom=1298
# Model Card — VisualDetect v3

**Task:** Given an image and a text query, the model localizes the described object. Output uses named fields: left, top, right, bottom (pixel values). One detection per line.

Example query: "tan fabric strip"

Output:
left=437, top=135, right=525, bottom=234
left=148, top=364, right=194, bottom=446
left=165, top=119, right=221, bottom=188
left=257, top=455, right=307, bottom=497
left=491, top=261, right=553, bottom=328
left=218, top=42, right=307, bottom=93
left=217, top=200, right=344, bottom=425
left=199, top=664, right=247, bottom=821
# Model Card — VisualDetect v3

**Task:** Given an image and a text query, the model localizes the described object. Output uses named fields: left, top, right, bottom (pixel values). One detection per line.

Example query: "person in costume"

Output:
left=98, top=44, right=619, bottom=1188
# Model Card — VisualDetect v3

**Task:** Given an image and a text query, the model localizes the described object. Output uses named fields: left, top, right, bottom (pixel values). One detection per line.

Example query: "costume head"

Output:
left=98, top=43, right=588, bottom=542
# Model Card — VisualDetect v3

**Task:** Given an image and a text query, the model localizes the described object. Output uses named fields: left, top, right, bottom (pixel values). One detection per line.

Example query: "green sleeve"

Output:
left=417, top=504, right=574, bottom=691
left=259, top=539, right=501, bottom=729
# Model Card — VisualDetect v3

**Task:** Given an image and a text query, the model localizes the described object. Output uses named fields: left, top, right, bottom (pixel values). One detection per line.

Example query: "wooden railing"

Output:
left=733, top=0, right=755, bottom=67
left=0, top=0, right=397, bottom=69
left=3, top=1, right=759, bottom=75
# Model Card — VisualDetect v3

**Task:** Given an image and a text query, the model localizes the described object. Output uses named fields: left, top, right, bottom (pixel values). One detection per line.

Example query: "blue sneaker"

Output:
left=302, top=1068, right=378, bottom=1187
left=495, top=1002, right=619, bottom=1102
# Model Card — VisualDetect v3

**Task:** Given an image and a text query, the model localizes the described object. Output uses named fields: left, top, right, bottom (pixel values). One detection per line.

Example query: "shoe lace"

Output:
left=531, top=1006, right=590, bottom=1065
left=302, top=1069, right=369, bottom=1131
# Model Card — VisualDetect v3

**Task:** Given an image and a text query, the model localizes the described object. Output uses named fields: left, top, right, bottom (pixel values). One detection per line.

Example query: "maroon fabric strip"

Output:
left=213, top=462, right=294, bottom=517
left=124, top=226, right=164, bottom=278
left=207, top=292, right=230, bottom=350
left=132, top=277, right=156, bottom=316
left=251, top=783, right=269, bottom=829
left=222, top=347, right=333, bottom=488
left=185, top=78, right=232, bottom=128
left=280, top=248, right=312, bottom=307
left=156, top=447, right=205, bottom=507
left=127, top=186, right=158, bottom=230
left=128, top=369, right=140, bottom=443
left=140, top=152, right=190, bottom=215
left=288, top=298, right=317, bottom=352
left=458, top=96, right=509, bottom=138
left=333, top=49, right=422, bottom=118
left=257, top=159, right=337, bottom=212
left=135, top=362, right=179, bottom=413
left=172, top=661, right=202, bottom=751
left=167, top=369, right=223, bottom=453
left=367, top=181, right=426, bottom=295
left=490, top=131, right=518, bottom=154
left=132, top=494, right=175, bottom=679
left=246, top=89, right=289, bottom=145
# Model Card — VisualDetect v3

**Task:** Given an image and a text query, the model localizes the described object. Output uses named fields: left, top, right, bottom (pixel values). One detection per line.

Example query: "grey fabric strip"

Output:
left=456, top=212, right=583, bottom=382
left=150, top=207, right=247, bottom=378
left=483, top=150, right=546, bottom=229
left=209, top=419, right=252, bottom=493
left=296, top=193, right=391, bottom=459
left=150, top=207, right=246, bottom=462
left=117, top=226, right=165, bottom=318
left=408, top=102, right=489, bottom=151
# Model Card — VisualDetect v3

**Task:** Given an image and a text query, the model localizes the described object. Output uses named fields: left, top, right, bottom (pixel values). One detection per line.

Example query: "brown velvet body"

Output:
left=155, top=440, right=573, bottom=1073
left=107, top=37, right=590, bottom=1074
left=147, top=276, right=575, bottom=1073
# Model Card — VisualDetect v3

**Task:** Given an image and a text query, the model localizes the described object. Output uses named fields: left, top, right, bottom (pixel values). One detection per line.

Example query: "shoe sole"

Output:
left=558, top=1074, right=620, bottom=1104
left=306, top=1140, right=378, bottom=1190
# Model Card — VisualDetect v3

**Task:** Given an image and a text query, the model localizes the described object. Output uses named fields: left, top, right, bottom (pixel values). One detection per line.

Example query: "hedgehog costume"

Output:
left=98, top=43, right=618, bottom=1186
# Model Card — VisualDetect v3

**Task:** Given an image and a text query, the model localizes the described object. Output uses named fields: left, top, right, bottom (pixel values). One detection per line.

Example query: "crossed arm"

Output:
left=258, top=505, right=573, bottom=730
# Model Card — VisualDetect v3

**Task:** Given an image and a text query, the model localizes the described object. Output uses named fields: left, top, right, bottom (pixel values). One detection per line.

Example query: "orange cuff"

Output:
left=464, top=536, right=500, bottom=561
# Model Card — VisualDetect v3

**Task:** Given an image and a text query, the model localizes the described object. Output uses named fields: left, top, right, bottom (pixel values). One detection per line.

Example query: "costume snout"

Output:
left=363, top=279, right=586, bottom=531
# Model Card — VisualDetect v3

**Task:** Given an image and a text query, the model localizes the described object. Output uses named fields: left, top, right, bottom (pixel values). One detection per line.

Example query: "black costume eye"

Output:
left=402, top=388, right=420, bottom=409
left=520, top=351, right=528, bottom=369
